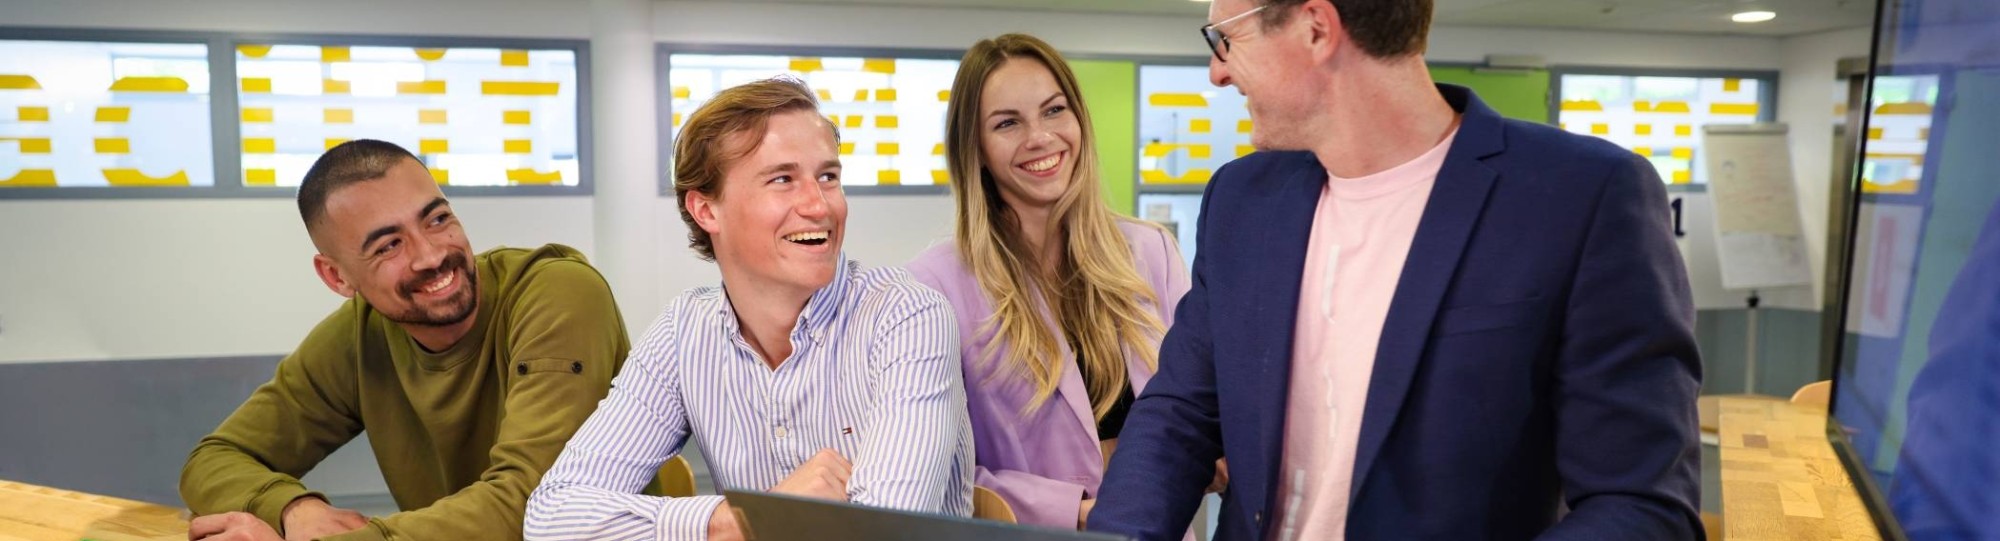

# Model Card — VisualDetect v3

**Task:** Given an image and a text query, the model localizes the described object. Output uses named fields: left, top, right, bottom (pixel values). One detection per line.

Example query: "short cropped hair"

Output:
left=1258, top=0, right=1434, bottom=59
left=297, top=139, right=421, bottom=229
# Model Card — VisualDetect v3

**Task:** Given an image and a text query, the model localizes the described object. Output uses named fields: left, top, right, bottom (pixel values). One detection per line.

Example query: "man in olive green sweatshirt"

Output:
left=181, top=139, right=630, bottom=541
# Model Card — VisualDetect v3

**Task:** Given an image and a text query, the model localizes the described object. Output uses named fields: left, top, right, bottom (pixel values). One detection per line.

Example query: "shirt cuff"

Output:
left=657, top=495, right=726, bottom=541
left=249, top=480, right=325, bottom=536
left=323, top=519, right=391, bottom=541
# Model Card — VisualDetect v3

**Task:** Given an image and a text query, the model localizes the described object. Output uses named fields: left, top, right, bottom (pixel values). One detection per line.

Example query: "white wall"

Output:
left=653, top=1, right=1785, bottom=70
left=1777, top=27, right=1874, bottom=308
left=0, top=0, right=592, bottom=37
left=654, top=1, right=1200, bottom=56
left=0, top=197, right=596, bottom=363
left=1426, top=26, right=1784, bottom=70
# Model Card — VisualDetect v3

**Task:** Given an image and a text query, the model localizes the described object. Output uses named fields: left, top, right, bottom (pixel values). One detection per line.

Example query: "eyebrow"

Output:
left=360, top=224, right=403, bottom=254
left=755, top=162, right=801, bottom=177
left=419, top=197, right=449, bottom=219
left=754, top=159, right=843, bottom=177
left=984, top=92, right=1067, bottom=121
left=359, top=197, right=449, bottom=253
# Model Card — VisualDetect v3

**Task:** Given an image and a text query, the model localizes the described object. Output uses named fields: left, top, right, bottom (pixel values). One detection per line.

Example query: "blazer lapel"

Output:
left=1348, top=85, right=1506, bottom=500
left=1031, top=295, right=1102, bottom=446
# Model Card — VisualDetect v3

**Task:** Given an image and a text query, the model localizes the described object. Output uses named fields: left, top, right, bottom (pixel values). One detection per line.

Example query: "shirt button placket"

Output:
left=772, top=369, right=791, bottom=444
left=760, top=361, right=785, bottom=445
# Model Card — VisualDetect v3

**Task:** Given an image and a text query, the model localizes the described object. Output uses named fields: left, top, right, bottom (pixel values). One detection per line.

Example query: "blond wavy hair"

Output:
left=944, top=33, right=1168, bottom=420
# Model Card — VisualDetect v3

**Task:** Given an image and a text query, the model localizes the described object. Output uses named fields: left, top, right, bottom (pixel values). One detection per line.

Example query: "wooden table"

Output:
left=1717, top=397, right=1883, bottom=540
left=0, top=480, right=187, bottom=541
left=1699, top=394, right=1785, bottom=436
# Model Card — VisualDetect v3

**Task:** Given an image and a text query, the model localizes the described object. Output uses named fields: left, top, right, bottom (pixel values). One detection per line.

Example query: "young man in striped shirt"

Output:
left=525, top=77, right=975, bottom=541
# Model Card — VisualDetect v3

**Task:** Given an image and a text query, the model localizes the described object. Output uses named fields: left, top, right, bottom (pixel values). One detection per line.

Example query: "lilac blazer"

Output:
left=906, top=220, right=1190, bottom=530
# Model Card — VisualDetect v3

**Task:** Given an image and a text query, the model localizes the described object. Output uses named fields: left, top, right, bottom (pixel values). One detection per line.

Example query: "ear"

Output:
left=312, top=254, right=357, bottom=298
left=1300, top=0, right=1345, bottom=62
left=685, top=189, right=723, bottom=236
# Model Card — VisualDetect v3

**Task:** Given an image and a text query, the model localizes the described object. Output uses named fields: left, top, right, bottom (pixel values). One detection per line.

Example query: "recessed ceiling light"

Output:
left=1732, top=10, right=1777, bottom=23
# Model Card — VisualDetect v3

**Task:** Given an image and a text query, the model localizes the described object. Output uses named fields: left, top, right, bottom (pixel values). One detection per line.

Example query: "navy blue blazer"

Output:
left=1889, top=196, right=2000, bottom=541
left=1089, top=85, right=1703, bottom=541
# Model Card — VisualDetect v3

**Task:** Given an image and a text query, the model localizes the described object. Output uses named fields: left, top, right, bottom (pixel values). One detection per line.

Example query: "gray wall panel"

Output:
left=0, top=355, right=279, bottom=505
left=1696, top=307, right=1826, bottom=397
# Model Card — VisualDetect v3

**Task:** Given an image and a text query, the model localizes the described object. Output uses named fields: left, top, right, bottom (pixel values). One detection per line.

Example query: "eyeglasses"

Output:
left=1200, top=4, right=1271, bottom=62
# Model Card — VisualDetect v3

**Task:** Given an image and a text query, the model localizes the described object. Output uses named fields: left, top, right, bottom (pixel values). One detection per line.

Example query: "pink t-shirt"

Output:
left=1269, top=128, right=1458, bottom=541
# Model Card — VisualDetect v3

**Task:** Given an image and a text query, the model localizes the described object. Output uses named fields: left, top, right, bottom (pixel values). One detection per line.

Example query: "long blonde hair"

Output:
left=944, top=33, right=1168, bottom=421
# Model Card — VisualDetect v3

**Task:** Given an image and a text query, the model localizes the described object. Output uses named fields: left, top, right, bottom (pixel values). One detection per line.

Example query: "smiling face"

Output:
left=309, top=158, right=478, bottom=329
left=977, top=57, right=1082, bottom=216
left=1207, top=0, right=1324, bottom=151
left=685, top=108, right=847, bottom=299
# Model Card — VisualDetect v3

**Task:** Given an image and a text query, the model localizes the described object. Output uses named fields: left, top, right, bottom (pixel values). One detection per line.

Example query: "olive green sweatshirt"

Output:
left=180, top=244, right=630, bottom=541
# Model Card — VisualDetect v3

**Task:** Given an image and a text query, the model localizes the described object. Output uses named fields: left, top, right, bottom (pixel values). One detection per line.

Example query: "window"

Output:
left=1136, top=65, right=1248, bottom=188
left=1, top=31, right=589, bottom=197
left=235, top=43, right=581, bottom=188
left=664, top=52, right=959, bottom=188
left=1133, top=64, right=1251, bottom=266
left=1555, top=70, right=1776, bottom=186
left=1, top=39, right=213, bottom=188
left=1856, top=74, right=1940, bottom=195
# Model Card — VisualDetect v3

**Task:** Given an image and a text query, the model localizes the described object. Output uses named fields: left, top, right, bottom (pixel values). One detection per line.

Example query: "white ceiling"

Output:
left=1436, top=0, right=1873, bottom=36
left=716, top=0, right=1876, bottom=37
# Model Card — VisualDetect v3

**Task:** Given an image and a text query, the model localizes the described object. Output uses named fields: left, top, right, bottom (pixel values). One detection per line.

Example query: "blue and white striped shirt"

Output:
left=524, top=258, right=974, bottom=540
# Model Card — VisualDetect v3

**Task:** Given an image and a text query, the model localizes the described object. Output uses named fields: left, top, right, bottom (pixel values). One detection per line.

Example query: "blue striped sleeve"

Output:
left=524, top=302, right=723, bottom=541
left=845, top=284, right=974, bottom=516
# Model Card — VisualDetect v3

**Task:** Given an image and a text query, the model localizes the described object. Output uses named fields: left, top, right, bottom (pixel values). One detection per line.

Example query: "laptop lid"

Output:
left=723, top=490, right=1130, bottom=541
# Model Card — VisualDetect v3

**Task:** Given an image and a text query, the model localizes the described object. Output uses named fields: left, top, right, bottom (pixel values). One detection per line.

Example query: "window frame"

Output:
left=654, top=42, right=976, bottom=197
left=0, top=26, right=594, bottom=199
left=1848, top=67, right=1951, bottom=207
left=1131, top=56, right=1217, bottom=197
left=1549, top=65, right=1782, bottom=193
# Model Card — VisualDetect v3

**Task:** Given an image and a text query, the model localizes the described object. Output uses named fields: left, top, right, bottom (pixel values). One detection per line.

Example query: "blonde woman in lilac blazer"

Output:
left=906, top=33, right=1209, bottom=532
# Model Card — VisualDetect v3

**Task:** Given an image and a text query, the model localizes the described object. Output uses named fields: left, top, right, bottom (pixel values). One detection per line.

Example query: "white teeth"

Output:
left=1023, top=154, right=1061, bottom=173
left=422, top=271, right=454, bottom=293
left=784, top=231, right=830, bottom=242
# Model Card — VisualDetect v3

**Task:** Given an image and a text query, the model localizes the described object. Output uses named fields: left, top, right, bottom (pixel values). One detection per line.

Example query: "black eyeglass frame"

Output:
left=1199, top=4, right=1272, bottom=62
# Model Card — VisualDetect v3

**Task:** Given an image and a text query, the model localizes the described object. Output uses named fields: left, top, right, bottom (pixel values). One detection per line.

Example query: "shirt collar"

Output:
left=715, top=254, right=854, bottom=342
left=796, top=255, right=855, bottom=337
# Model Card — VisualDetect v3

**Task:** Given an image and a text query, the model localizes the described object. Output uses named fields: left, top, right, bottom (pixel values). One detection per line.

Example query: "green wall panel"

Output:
left=1072, top=59, right=1138, bottom=215
left=1429, top=66, right=1551, bottom=123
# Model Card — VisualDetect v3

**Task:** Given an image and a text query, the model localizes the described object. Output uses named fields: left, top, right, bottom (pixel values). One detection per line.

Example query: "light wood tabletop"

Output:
left=1717, top=396, right=1884, bottom=541
left=1699, top=393, right=1785, bottom=436
left=0, top=479, right=188, bottom=541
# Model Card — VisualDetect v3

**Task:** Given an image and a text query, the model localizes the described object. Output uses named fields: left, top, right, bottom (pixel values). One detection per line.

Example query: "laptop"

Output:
left=724, top=490, right=1131, bottom=541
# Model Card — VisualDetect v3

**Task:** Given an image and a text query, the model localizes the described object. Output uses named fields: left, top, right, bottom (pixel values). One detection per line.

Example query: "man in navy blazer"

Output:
left=1088, top=0, right=1703, bottom=540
